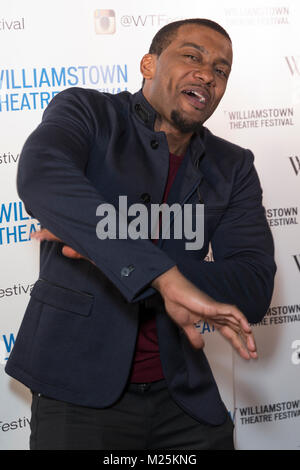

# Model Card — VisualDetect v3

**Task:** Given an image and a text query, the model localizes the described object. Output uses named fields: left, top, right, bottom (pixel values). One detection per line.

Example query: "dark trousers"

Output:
left=30, top=379, right=234, bottom=450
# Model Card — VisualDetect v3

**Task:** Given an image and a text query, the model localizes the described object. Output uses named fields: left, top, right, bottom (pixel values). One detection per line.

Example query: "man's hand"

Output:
left=31, top=229, right=87, bottom=260
left=152, top=266, right=257, bottom=360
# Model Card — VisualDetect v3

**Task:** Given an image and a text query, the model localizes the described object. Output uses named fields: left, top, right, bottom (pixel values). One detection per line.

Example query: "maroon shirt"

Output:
left=129, top=153, right=185, bottom=383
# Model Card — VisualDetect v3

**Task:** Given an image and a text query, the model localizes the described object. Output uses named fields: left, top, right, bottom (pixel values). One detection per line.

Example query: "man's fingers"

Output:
left=31, top=229, right=89, bottom=261
left=192, top=316, right=257, bottom=359
left=30, top=228, right=62, bottom=242
left=219, top=325, right=258, bottom=360
left=236, top=329, right=258, bottom=359
left=187, top=318, right=258, bottom=359
left=244, top=332, right=258, bottom=358
left=192, top=307, right=250, bottom=336
left=205, top=315, right=241, bottom=332
left=216, top=304, right=251, bottom=330
left=62, top=246, right=83, bottom=259
left=30, top=228, right=95, bottom=266
left=62, top=245, right=95, bottom=264
left=220, top=326, right=250, bottom=360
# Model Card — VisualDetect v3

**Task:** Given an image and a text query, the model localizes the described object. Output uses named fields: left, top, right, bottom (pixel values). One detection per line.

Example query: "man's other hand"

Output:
left=31, top=229, right=86, bottom=260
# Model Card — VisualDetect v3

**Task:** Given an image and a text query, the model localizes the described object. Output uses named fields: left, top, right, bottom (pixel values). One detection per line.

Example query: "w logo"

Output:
left=289, top=156, right=300, bottom=175
left=293, top=254, right=300, bottom=272
left=0, top=333, right=15, bottom=364
left=285, top=56, right=300, bottom=76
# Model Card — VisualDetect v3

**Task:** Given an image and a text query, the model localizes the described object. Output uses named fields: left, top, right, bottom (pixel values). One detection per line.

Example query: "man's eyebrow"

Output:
left=179, top=42, right=208, bottom=54
left=178, top=42, right=231, bottom=68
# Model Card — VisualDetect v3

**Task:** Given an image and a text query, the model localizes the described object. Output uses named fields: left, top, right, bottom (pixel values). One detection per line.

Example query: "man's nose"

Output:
left=193, top=66, right=216, bottom=87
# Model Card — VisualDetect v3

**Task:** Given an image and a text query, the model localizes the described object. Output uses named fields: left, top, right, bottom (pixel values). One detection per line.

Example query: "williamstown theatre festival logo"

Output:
left=0, top=64, right=128, bottom=112
left=224, top=6, right=290, bottom=26
left=95, top=196, right=204, bottom=250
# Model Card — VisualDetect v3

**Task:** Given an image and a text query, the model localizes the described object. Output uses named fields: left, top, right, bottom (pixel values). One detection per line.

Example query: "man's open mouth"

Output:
left=181, top=89, right=209, bottom=109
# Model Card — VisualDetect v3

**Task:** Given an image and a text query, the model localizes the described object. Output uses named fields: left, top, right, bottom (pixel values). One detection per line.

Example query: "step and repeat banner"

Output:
left=0, top=0, right=299, bottom=450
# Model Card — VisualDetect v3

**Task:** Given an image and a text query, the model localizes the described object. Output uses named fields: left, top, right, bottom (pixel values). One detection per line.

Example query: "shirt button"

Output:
left=140, top=193, right=151, bottom=203
left=121, top=265, right=135, bottom=277
left=150, top=140, right=159, bottom=149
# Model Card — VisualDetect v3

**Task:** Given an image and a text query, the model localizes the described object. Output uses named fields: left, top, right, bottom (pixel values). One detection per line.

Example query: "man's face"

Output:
left=142, top=24, right=233, bottom=133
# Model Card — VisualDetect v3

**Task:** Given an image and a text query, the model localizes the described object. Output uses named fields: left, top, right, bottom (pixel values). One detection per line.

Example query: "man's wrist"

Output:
left=151, top=265, right=179, bottom=293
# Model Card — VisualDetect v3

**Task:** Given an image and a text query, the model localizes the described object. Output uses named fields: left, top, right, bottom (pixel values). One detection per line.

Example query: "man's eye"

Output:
left=216, top=68, right=228, bottom=78
left=184, top=54, right=198, bottom=61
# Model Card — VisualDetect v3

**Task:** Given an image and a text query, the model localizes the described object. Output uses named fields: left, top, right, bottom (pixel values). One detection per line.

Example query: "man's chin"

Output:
left=170, top=110, right=204, bottom=134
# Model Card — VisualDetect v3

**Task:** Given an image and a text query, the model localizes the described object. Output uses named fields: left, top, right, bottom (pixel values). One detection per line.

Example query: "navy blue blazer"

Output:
left=6, top=87, right=276, bottom=425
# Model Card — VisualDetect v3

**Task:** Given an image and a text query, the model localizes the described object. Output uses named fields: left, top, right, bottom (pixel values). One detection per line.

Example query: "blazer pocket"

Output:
left=30, top=278, right=94, bottom=317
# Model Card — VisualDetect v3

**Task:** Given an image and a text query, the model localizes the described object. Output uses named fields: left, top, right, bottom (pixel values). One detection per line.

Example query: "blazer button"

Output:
left=140, top=193, right=151, bottom=203
left=121, top=265, right=135, bottom=277
left=150, top=139, right=159, bottom=149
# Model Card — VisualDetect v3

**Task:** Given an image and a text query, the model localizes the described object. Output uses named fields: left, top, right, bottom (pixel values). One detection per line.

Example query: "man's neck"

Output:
left=154, top=116, right=192, bottom=156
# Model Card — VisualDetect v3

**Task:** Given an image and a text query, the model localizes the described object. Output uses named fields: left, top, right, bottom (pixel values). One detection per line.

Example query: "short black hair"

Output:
left=148, top=18, right=231, bottom=56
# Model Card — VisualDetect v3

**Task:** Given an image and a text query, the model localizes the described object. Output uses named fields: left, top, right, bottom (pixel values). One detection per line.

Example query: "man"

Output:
left=5, top=19, right=276, bottom=450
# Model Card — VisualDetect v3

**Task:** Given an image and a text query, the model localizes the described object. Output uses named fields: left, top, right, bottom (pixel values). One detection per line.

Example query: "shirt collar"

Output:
left=132, top=89, right=157, bottom=130
left=131, top=89, right=206, bottom=164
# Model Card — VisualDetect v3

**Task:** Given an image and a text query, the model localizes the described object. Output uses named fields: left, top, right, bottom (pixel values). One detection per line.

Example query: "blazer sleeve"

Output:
left=17, top=88, right=176, bottom=302
left=176, top=150, right=276, bottom=324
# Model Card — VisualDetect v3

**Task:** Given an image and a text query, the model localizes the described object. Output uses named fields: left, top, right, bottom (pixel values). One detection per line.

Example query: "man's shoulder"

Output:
left=203, top=127, right=254, bottom=167
left=48, top=87, right=133, bottom=113
left=42, top=87, right=134, bottom=130
left=204, top=127, right=250, bottom=155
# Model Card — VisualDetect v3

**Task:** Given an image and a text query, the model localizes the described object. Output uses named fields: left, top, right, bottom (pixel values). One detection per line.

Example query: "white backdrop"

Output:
left=0, top=0, right=299, bottom=450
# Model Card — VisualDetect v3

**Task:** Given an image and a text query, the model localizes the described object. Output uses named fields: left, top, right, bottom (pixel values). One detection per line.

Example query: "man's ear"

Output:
left=140, top=53, right=157, bottom=81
